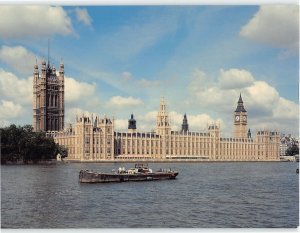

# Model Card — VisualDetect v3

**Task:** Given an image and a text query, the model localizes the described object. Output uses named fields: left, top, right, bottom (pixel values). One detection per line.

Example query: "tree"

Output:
left=57, top=145, right=68, bottom=158
left=1, top=124, right=64, bottom=164
left=286, top=144, right=299, bottom=156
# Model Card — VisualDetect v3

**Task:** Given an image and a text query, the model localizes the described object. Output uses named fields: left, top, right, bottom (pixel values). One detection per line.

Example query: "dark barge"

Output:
left=79, top=164, right=179, bottom=183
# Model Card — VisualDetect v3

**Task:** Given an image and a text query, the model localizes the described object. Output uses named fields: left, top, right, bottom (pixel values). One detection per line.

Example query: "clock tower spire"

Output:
left=233, top=93, right=247, bottom=138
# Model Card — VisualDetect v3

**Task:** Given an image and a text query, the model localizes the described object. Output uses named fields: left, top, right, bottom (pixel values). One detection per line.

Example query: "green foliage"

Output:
left=57, top=145, right=68, bottom=158
left=1, top=124, right=64, bottom=164
left=285, top=144, right=299, bottom=156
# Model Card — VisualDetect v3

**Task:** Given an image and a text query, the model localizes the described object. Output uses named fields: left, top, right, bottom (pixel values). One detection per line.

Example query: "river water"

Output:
left=1, top=162, right=299, bottom=228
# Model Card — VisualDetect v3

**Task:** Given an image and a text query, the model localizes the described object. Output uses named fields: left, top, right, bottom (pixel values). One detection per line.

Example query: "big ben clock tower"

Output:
left=233, top=93, right=247, bottom=138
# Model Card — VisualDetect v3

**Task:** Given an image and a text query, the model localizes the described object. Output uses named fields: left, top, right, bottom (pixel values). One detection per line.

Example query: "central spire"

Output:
left=160, top=97, right=166, bottom=113
left=156, top=97, right=170, bottom=136
left=238, top=93, right=243, bottom=103
left=235, top=93, right=247, bottom=112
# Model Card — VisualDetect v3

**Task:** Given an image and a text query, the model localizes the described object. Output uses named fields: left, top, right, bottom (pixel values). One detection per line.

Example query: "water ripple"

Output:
left=1, top=162, right=299, bottom=228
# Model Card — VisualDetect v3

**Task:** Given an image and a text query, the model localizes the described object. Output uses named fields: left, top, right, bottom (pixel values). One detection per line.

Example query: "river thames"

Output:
left=1, top=162, right=299, bottom=228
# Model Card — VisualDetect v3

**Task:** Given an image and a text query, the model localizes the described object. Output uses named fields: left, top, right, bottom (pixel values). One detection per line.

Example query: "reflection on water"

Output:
left=1, top=162, right=299, bottom=228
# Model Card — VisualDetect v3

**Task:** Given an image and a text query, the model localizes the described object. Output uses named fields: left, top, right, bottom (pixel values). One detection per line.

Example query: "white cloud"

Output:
left=0, top=6, right=73, bottom=39
left=65, top=76, right=96, bottom=103
left=65, top=107, right=93, bottom=124
left=192, top=85, right=238, bottom=111
left=246, top=81, right=279, bottom=107
left=240, top=5, right=299, bottom=52
left=85, top=97, right=101, bottom=110
left=108, top=96, right=143, bottom=107
left=169, top=111, right=222, bottom=132
left=132, top=111, right=156, bottom=132
left=188, top=68, right=298, bottom=135
left=0, top=69, right=97, bottom=105
left=114, top=119, right=128, bottom=131
left=0, top=69, right=32, bottom=104
left=0, top=45, right=37, bottom=74
left=273, top=97, right=299, bottom=120
left=169, top=111, right=183, bottom=129
left=140, top=111, right=157, bottom=122
left=75, top=8, right=92, bottom=27
left=0, top=100, right=23, bottom=119
left=218, top=68, right=255, bottom=89
left=189, top=114, right=223, bottom=132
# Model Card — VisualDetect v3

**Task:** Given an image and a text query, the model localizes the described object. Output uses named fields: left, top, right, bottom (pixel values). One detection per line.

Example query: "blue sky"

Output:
left=0, top=5, right=298, bottom=137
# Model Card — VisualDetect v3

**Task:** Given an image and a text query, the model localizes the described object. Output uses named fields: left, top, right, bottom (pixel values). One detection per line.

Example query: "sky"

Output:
left=0, top=5, right=299, bottom=137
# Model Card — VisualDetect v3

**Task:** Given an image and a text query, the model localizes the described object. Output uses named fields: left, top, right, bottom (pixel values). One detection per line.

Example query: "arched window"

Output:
left=37, top=95, right=40, bottom=108
left=49, top=94, right=52, bottom=107
left=46, top=118, right=50, bottom=129
left=55, top=95, right=58, bottom=107
left=52, top=95, right=55, bottom=106
left=37, top=118, right=40, bottom=131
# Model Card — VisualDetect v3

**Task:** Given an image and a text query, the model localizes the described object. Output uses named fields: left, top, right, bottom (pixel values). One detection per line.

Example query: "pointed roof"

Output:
left=238, top=93, right=243, bottom=103
left=93, top=116, right=97, bottom=128
left=235, top=93, right=247, bottom=112
left=128, top=113, right=136, bottom=123
left=128, top=113, right=136, bottom=129
left=182, top=113, right=188, bottom=124
left=247, top=128, right=252, bottom=138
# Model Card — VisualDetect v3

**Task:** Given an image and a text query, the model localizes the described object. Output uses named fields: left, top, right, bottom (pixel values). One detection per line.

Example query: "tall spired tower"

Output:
left=233, top=93, right=247, bottom=138
left=181, top=113, right=189, bottom=133
left=156, top=97, right=171, bottom=136
left=33, top=58, right=64, bottom=132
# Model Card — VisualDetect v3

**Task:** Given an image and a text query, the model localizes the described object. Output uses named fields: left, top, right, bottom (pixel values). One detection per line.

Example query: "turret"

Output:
left=57, top=60, right=64, bottom=84
left=41, top=60, right=46, bottom=77
left=208, top=122, right=220, bottom=138
left=52, top=65, right=56, bottom=75
left=33, top=60, right=39, bottom=82
left=247, top=128, right=251, bottom=138
left=59, top=60, right=64, bottom=76
left=34, top=62, right=39, bottom=74
left=128, top=113, right=137, bottom=133
left=181, top=113, right=189, bottom=133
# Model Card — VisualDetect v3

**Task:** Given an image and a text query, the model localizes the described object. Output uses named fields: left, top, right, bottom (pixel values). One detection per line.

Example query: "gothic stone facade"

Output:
left=49, top=115, right=114, bottom=161
left=52, top=95, right=280, bottom=161
left=33, top=60, right=64, bottom=132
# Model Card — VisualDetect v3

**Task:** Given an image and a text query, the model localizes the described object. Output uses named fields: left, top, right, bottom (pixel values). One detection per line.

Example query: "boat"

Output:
left=79, top=163, right=179, bottom=183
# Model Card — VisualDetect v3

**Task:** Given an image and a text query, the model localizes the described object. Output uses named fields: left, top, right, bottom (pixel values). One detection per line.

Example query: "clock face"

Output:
left=235, top=116, right=240, bottom=121
left=243, top=116, right=247, bottom=121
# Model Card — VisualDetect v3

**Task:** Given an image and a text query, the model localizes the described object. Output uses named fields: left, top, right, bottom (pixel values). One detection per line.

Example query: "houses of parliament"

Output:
left=34, top=59, right=280, bottom=162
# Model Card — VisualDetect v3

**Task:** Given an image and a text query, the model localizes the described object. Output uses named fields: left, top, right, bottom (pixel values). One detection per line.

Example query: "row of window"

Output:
left=77, top=127, right=112, bottom=134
